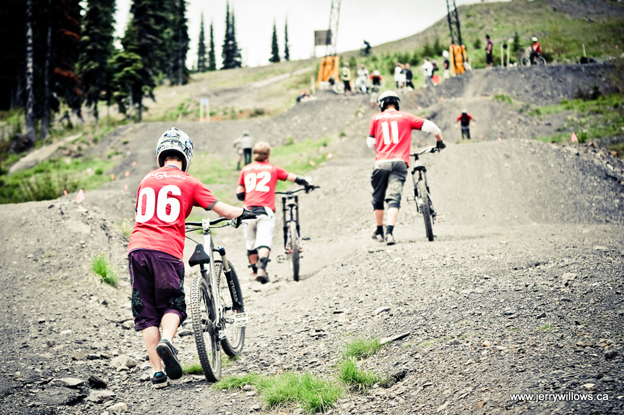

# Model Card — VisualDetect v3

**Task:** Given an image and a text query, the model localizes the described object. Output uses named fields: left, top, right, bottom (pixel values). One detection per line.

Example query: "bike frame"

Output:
left=410, top=146, right=438, bottom=213
left=281, top=195, right=300, bottom=251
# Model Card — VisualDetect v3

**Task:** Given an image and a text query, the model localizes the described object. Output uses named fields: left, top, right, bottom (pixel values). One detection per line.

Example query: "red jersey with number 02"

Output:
left=238, top=162, right=289, bottom=212
left=128, top=166, right=219, bottom=259
left=369, top=109, right=425, bottom=165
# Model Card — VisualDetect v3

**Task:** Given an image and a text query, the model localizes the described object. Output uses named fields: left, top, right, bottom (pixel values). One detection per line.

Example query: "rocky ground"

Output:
left=1, top=63, right=624, bottom=415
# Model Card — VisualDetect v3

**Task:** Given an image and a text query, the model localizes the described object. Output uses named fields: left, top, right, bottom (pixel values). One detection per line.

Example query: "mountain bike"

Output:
left=185, top=215, right=253, bottom=382
left=407, top=147, right=440, bottom=242
left=275, top=186, right=319, bottom=281
left=521, top=47, right=546, bottom=66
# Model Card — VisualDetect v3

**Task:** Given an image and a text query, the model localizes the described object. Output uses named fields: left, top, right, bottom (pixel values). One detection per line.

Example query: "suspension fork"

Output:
left=282, top=196, right=288, bottom=249
left=215, top=246, right=243, bottom=312
left=294, top=195, right=300, bottom=236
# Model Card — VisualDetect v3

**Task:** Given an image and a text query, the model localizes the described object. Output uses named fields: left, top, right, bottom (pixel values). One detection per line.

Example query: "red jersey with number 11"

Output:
left=368, top=109, right=425, bottom=165
left=238, top=162, right=289, bottom=212
left=128, top=166, right=219, bottom=259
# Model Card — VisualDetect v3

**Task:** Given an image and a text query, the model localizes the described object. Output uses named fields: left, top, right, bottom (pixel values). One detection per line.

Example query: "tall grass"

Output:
left=343, top=338, right=383, bottom=360
left=338, top=358, right=382, bottom=391
left=92, top=254, right=118, bottom=287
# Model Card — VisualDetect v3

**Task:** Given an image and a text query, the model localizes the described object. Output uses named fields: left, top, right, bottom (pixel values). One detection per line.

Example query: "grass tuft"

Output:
left=215, top=372, right=343, bottom=413
left=338, top=358, right=381, bottom=391
left=343, top=338, right=382, bottom=360
left=182, top=363, right=203, bottom=375
left=92, top=254, right=118, bottom=287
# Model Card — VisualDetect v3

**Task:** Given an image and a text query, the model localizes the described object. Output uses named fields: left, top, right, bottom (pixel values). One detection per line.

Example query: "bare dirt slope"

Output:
left=1, top=64, right=624, bottom=415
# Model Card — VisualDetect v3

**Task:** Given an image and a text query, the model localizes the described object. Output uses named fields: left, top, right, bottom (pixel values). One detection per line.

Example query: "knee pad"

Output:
left=247, top=249, right=258, bottom=257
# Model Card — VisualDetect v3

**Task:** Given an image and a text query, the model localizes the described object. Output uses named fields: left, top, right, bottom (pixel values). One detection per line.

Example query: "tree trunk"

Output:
left=41, top=0, right=52, bottom=141
left=138, top=97, right=142, bottom=122
left=93, top=102, right=99, bottom=126
left=25, top=0, right=36, bottom=145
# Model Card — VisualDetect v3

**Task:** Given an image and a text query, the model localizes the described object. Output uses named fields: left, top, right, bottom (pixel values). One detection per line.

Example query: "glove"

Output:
left=234, top=208, right=256, bottom=228
left=304, top=184, right=315, bottom=193
left=436, top=140, right=446, bottom=150
left=294, top=176, right=309, bottom=187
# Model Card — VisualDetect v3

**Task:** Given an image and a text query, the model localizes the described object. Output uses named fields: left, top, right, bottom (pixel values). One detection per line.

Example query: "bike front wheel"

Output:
left=190, top=275, right=221, bottom=382
left=537, top=57, right=546, bottom=65
left=288, top=221, right=300, bottom=281
left=521, top=57, right=530, bottom=67
left=219, top=261, right=246, bottom=357
left=418, top=181, right=434, bottom=242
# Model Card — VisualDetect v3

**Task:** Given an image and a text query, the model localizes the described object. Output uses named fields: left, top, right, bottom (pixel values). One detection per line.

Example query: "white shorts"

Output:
left=243, top=210, right=275, bottom=251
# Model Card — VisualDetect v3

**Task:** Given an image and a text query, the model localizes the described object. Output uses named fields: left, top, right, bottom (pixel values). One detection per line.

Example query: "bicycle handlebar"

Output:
left=275, top=186, right=320, bottom=195
left=185, top=217, right=229, bottom=227
left=411, top=146, right=439, bottom=157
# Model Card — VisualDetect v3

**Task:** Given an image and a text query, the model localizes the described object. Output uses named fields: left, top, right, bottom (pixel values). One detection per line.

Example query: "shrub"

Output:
left=92, top=254, right=118, bottom=287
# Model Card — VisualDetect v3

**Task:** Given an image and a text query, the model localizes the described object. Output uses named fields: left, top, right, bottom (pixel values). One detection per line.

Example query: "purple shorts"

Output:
left=128, top=249, right=187, bottom=331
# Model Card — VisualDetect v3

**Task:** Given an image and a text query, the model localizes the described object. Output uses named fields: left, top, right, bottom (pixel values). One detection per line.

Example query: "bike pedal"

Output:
left=276, top=255, right=286, bottom=264
left=233, top=312, right=249, bottom=328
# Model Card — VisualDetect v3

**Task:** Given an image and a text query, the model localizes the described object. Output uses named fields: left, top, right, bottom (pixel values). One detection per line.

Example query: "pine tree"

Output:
left=122, top=0, right=159, bottom=121
left=208, top=21, right=216, bottom=71
left=221, top=2, right=241, bottom=69
left=0, top=0, right=26, bottom=111
left=284, top=18, right=289, bottom=61
left=269, top=22, right=280, bottom=63
left=78, top=0, right=116, bottom=126
left=197, top=14, right=207, bottom=72
left=109, top=49, right=143, bottom=120
left=25, top=0, right=36, bottom=144
left=169, top=0, right=189, bottom=85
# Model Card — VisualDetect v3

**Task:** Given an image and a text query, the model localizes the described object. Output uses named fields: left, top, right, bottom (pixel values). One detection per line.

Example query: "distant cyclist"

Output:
left=128, top=127, right=252, bottom=388
left=233, top=131, right=254, bottom=170
left=455, top=109, right=476, bottom=140
left=236, top=142, right=314, bottom=283
left=367, top=91, right=445, bottom=245
left=530, top=36, right=542, bottom=64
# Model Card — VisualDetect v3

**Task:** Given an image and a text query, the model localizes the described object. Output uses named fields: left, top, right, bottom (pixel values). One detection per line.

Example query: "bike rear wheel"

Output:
left=288, top=221, right=300, bottom=281
left=219, top=261, right=246, bottom=357
left=190, top=275, right=221, bottom=382
left=418, top=180, right=434, bottom=242
left=537, top=57, right=546, bottom=65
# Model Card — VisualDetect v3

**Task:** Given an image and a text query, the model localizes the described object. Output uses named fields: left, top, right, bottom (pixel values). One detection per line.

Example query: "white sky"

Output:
left=113, top=0, right=483, bottom=68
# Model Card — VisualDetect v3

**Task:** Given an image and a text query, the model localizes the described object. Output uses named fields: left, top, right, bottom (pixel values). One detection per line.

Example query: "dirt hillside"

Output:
left=1, top=62, right=623, bottom=415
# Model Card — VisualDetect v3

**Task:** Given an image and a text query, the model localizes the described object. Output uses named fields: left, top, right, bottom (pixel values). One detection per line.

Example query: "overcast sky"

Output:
left=113, top=0, right=483, bottom=68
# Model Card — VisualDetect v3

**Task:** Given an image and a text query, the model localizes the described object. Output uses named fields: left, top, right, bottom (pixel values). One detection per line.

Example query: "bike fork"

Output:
left=215, top=246, right=243, bottom=313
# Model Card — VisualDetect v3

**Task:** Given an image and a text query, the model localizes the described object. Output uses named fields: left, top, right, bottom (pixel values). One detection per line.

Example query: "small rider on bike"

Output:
left=367, top=91, right=445, bottom=245
left=128, top=127, right=253, bottom=389
left=530, top=36, right=542, bottom=64
left=236, top=141, right=314, bottom=284
left=233, top=131, right=254, bottom=170
left=362, top=40, right=372, bottom=56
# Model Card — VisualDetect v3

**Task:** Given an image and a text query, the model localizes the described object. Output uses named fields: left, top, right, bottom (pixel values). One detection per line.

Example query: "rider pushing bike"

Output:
left=236, top=142, right=314, bottom=284
left=530, top=36, right=542, bottom=64
left=127, top=127, right=253, bottom=389
left=367, top=91, right=445, bottom=245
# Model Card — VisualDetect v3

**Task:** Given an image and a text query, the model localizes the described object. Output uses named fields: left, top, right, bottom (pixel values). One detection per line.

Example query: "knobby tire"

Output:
left=418, top=180, right=434, bottom=242
left=219, top=261, right=246, bottom=357
left=190, top=274, right=221, bottom=382
left=289, top=221, right=300, bottom=281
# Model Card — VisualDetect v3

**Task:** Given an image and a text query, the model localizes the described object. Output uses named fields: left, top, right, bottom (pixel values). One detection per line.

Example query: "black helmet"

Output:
left=377, top=90, right=400, bottom=112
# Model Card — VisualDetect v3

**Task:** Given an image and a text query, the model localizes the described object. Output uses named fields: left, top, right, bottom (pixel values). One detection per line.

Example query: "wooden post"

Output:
left=500, top=44, right=504, bottom=67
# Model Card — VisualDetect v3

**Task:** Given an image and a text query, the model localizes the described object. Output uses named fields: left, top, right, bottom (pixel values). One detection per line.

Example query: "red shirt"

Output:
left=457, top=113, right=473, bottom=126
left=128, top=166, right=219, bottom=259
left=238, top=162, right=289, bottom=212
left=368, top=109, right=425, bottom=165
left=532, top=42, right=542, bottom=54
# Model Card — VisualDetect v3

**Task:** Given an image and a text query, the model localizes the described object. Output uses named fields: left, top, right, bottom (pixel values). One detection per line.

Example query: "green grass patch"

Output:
left=92, top=254, right=118, bottom=287
left=539, top=324, right=552, bottom=332
left=338, top=358, right=382, bottom=392
left=182, top=363, right=203, bottom=375
left=120, top=219, right=133, bottom=238
left=494, top=94, right=513, bottom=105
left=272, top=137, right=331, bottom=192
left=215, top=372, right=343, bottom=413
left=343, top=338, right=382, bottom=360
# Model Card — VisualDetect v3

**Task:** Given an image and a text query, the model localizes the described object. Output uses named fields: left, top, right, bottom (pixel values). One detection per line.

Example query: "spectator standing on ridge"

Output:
left=422, top=58, right=434, bottom=87
left=367, top=91, right=445, bottom=245
left=341, top=62, right=352, bottom=95
left=443, top=50, right=451, bottom=79
left=455, top=109, right=476, bottom=140
left=233, top=131, right=254, bottom=170
left=356, top=63, right=370, bottom=94
left=405, top=63, right=415, bottom=89
left=296, top=90, right=310, bottom=103
left=394, top=62, right=403, bottom=88
left=485, top=35, right=494, bottom=68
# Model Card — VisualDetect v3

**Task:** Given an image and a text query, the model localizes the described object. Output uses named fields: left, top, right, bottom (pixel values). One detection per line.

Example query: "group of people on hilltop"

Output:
left=485, top=33, right=543, bottom=67
left=125, top=87, right=447, bottom=389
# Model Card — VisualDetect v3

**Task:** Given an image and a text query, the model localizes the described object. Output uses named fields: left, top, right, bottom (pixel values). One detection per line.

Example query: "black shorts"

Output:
left=343, top=80, right=351, bottom=92
left=371, top=161, right=408, bottom=210
left=486, top=53, right=493, bottom=64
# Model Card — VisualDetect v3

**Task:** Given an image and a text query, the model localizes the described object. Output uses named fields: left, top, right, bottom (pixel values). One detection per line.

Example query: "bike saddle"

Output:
left=188, top=244, right=211, bottom=267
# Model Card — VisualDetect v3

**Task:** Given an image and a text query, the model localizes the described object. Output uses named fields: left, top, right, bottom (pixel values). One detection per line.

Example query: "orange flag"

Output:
left=571, top=132, right=578, bottom=142
left=75, top=189, right=85, bottom=203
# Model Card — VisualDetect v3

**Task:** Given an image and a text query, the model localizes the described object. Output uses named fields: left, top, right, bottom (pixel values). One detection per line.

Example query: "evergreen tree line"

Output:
left=269, top=18, right=289, bottom=64
left=0, top=0, right=191, bottom=147
left=196, top=2, right=240, bottom=72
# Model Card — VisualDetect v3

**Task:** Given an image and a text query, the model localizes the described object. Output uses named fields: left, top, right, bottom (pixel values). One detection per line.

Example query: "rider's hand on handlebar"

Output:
left=234, top=208, right=256, bottom=228
left=304, top=184, right=316, bottom=193
left=436, top=140, right=446, bottom=150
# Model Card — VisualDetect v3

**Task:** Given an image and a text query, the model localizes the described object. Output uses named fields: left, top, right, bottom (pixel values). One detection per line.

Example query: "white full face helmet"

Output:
left=532, top=37, right=538, bottom=42
left=377, top=90, right=401, bottom=112
left=156, top=127, right=194, bottom=172
left=443, top=50, right=449, bottom=58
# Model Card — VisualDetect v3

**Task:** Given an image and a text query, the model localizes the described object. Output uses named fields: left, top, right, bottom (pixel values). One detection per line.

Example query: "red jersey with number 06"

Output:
left=128, top=166, right=219, bottom=259
left=368, top=109, right=425, bottom=165
left=238, top=162, right=289, bottom=212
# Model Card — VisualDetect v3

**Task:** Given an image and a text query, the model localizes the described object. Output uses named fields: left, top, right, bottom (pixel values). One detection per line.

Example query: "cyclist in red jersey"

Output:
left=236, top=141, right=314, bottom=283
left=530, top=36, right=542, bottom=64
left=367, top=91, right=445, bottom=245
left=128, top=127, right=254, bottom=388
